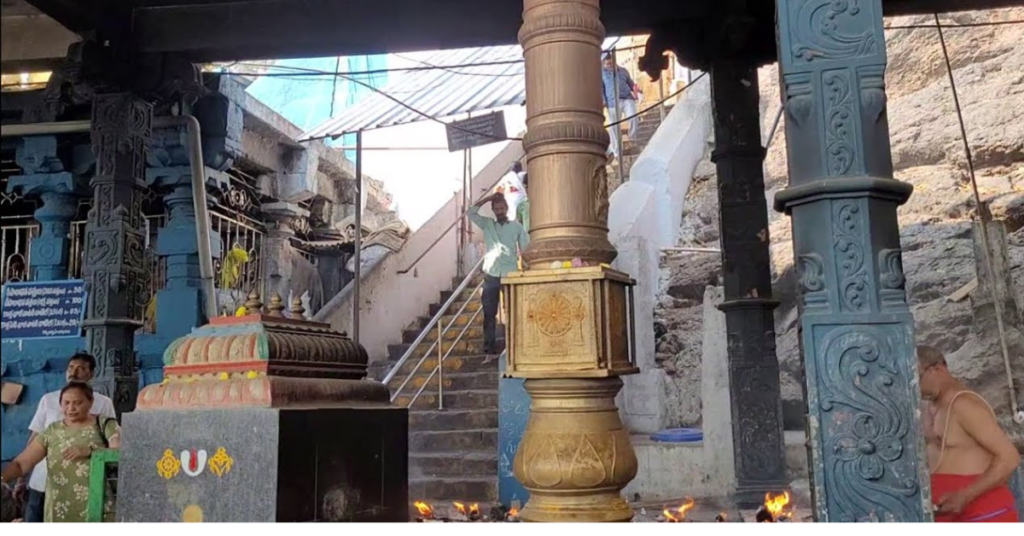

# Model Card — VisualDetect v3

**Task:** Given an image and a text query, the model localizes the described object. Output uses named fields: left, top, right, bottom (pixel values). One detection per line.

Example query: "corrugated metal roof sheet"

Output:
left=302, top=39, right=621, bottom=139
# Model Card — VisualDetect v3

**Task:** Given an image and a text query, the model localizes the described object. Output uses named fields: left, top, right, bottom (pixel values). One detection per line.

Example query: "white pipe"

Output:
left=155, top=115, right=218, bottom=320
left=1, top=117, right=218, bottom=320
left=1, top=121, right=92, bottom=137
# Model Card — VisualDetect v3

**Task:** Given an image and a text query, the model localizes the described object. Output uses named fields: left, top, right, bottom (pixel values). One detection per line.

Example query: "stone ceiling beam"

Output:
left=6, top=0, right=1018, bottom=64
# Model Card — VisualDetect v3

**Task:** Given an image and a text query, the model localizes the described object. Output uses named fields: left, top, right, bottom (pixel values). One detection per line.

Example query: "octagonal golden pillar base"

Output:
left=513, top=378, right=638, bottom=523
left=504, top=267, right=639, bottom=522
left=503, top=266, right=638, bottom=379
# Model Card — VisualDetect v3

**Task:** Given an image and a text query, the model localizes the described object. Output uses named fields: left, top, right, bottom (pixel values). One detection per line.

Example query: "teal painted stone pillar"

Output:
left=147, top=167, right=205, bottom=338
left=136, top=125, right=210, bottom=388
left=774, top=0, right=932, bottom=522
left=6, top=136, right=84, bottom=281
left=2, top=136, right=87, bottom=463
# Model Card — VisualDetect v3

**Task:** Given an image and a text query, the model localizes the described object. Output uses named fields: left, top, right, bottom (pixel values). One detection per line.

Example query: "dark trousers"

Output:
left=25, top=489, right=44, bottom=522
left=482, top=275, right=502, bottom=352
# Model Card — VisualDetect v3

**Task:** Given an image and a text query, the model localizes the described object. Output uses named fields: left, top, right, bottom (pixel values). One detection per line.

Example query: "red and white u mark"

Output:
left=180, top=449, right=208, bottom=477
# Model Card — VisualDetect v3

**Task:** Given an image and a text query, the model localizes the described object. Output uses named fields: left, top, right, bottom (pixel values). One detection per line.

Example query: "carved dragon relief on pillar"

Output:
left=775, top=0, right=930, bottom=522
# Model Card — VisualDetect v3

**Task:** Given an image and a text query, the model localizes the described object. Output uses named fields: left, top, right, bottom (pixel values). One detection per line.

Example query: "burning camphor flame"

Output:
left=415, top=501, right=435, bottom=519
left=508, top=507, right=520, bottom=519
left=662, top=498, right=696, bottom=522
left=453, top=502, right=481, bottom=520
left=764, top=492, right=792, bottom=521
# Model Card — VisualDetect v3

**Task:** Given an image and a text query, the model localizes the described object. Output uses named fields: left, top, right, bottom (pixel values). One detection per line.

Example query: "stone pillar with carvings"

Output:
left=146, top=126, right=206, bottom=339
left=7, top=136, right=85, bottom=282
left=262, top=202, right=311, bottom=307
left=774, top=0, right=931, bottom=521
left=710, top=60, right=788, bottom=506
left=82, top=93, right=153, bottom=417
left=506, top=0, right=639, bottom=523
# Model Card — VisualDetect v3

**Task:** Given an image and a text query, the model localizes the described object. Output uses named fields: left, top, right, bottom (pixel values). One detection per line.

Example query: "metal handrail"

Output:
left=383, top=256, right=485, bottom=387
left=389, top=276, right=485, bottom=403
left=406, top=306, right=483, bottom=409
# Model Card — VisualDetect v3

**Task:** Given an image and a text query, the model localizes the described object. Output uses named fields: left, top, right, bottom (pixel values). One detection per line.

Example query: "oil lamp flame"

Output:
left=414, top=501, right=434, bottom=519
left=661, top=498, right=695, bottom=522
left=763, top=492, right=793, bottom=521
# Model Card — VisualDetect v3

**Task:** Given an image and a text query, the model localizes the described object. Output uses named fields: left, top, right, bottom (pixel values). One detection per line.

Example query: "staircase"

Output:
left=609, top=104, right=672, bottom=193
left=372, top=272, right=504, bottom=503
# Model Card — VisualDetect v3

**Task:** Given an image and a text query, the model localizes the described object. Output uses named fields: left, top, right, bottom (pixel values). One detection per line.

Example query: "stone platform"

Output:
left=623, top=431, right=809, bottom=502
left=118, top=407, right=408, bottom=522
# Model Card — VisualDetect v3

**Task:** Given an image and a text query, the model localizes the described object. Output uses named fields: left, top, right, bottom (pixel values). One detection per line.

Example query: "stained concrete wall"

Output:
left=315, top=140, right=524, bottom=363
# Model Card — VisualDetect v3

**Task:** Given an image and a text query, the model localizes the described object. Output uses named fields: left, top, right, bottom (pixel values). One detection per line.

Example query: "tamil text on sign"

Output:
left=446, top=112, right=508, bottom=152
left=1, top=280, right=88, bottom=339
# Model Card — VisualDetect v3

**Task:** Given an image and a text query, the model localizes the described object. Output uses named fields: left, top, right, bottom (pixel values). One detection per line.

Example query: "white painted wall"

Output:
left=609, top=75, right=712, bottom=433
left=359, top=105, right=528, bottom=231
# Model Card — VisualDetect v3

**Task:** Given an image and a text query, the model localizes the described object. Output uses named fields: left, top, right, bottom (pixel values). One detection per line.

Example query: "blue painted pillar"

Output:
left=774, top=0, right=931, bottom=522
left=1012, top=462, right=1023, bottom=522
left=137, top=126, right=207, bottom=387
left=2, top=136, right=87, bottom=463
left=149, top=168, right=205, bottom=337
left=498, top=353, right=530, bottom=508
left=6, top=137, right=84, bottom=281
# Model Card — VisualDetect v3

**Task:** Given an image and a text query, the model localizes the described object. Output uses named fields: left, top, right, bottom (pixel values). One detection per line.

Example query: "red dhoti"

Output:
left=932, top=474, right=1019, bottom=522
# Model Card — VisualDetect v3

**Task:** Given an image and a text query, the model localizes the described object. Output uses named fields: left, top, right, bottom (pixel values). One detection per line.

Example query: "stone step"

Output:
left=409, top=477, right=497, bottom=502
left=410, top=428, right=498, bottom=452
left=415, top=311, right=487, bottom=331
left=410, top=451, right=498, bottom=480
left=388, top=338, right=501, bottom=362
left=428, top=298, right=482, bottom=318
left=389, top=371, right=499, bottom=394
left=439, top=286, right=483, bottom=304
left=396, top=389, right=498, bottom=411
left=450, top=275, right=486, bottom=289
left=409, top=410, right=499, bottom=432
left=403, top=324, right=488, bottom=344
left=381, top=354, right=501, bottom=379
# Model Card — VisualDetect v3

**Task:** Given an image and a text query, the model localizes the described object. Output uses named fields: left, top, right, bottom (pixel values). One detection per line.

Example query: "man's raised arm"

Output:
left=468, top=194, right=497, bottom=229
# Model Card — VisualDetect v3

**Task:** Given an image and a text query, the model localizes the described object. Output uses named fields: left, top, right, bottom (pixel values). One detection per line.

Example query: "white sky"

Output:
left=354, top=52, right=527, bottom=231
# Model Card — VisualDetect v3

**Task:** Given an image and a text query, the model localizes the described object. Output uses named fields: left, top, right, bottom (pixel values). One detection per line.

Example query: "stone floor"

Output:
left=629, top=497, right=813, bottom=523
left=410, top=496, right=815, bottom=523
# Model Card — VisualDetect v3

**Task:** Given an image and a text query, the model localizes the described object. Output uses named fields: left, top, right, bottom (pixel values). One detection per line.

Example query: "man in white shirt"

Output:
left=19, top=352, right=115, bottom=522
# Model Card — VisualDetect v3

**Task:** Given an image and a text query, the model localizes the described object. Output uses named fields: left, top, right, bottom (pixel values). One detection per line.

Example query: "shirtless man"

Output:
left=919, top=345, right=1020, bottom=522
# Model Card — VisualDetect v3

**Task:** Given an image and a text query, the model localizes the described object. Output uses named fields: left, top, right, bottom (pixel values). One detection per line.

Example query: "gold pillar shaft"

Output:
left=514, top=378, right=637, bottom=522
left=511, top=0, right=638, bottom=523
left=519, top=0, right=616, bottom=267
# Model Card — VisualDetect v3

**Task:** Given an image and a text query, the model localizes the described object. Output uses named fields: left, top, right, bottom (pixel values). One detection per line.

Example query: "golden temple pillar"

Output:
left=508, top=0, right=638, bottom=522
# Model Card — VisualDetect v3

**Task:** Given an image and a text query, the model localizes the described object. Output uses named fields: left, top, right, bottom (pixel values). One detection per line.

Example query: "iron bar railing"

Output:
left=384, top=257, right=485, bottom=408
left=0, top=222, right=35, bottom=284
left=406, top=306, right=483, bottom=409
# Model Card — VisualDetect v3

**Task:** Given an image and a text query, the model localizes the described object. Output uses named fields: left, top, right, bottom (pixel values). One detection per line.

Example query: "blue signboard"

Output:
left=0, top=280, right=87, bottom=340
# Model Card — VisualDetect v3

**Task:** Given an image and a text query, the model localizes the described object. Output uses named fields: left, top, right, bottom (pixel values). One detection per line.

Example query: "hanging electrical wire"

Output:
left=933, top=13, right=1021, bottom=423
left=269, top=61, right=708, bottom=143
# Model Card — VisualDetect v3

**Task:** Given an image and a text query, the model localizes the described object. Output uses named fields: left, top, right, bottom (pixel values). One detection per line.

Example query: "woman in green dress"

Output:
left=1, top=381, right=120, bottom=522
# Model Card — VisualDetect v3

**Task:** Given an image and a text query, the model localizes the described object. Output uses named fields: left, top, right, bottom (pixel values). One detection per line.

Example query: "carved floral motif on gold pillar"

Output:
left=508, top=0, right=639, bottom=522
